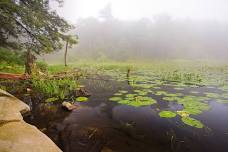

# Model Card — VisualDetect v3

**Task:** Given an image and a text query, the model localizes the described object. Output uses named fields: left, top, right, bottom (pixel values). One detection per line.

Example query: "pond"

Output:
left=2, top=64, right=228, bottom=152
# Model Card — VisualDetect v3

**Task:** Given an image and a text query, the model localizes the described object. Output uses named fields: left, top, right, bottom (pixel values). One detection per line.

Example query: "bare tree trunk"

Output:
left=64, top=40, right=69, bottom=67
left=25, top=49, right=34, bottom=75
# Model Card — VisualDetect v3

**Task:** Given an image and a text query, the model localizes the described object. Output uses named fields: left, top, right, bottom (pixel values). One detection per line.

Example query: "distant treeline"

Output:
left=44, top=16, right=228, bottom=61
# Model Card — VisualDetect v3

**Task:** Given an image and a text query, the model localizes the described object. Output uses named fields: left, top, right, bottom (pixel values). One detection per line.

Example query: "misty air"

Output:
left=0, top=0, right=228, bottom=152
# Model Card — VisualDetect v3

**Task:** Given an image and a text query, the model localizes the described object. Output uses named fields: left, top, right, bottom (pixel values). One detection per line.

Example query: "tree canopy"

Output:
left=0, top=0, right=74, bottom=54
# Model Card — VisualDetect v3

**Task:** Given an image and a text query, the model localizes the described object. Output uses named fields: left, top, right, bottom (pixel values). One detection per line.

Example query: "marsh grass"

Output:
left=31, top=76, right=79, bottom=100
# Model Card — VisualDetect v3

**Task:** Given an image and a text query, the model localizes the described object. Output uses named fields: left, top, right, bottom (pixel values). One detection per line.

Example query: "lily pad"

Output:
left=181, top=117, right=204, bottom=128
left=119, top=90, right=128, bottom=94
left=76, top=97, right=88, bottom=102
left=113, top=93, right=122, bottom=96
left=177, top=111, right=190, bottom=117
left=45, top=97, right=58, bottom=102
left=159, top=111, right=176, bottom=118
left=109, top=97, right=122, bottom=101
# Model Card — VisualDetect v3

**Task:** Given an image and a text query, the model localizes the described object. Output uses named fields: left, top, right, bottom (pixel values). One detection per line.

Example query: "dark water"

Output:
left=16, top=78, right=228, bottom=152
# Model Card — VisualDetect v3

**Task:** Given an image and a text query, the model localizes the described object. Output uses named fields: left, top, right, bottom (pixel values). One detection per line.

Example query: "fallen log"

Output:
left=0, top=73, right=30, bottom=80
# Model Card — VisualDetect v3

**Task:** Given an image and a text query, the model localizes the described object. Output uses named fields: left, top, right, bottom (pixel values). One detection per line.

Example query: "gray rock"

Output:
left=0, top=90, right=30, bottom=123
left=62, top=101, right=77, bottom=111
left=0, top=121, right=62, bottom=152
left=0, top=89, right=62, bottom=152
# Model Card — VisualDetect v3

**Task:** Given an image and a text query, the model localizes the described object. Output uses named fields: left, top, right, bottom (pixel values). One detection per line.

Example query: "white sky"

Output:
left=53, top=0, right=228, bottom=23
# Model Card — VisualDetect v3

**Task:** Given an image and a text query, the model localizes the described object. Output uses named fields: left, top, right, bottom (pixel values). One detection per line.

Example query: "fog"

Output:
left=46, top=0, right=228, bottom=61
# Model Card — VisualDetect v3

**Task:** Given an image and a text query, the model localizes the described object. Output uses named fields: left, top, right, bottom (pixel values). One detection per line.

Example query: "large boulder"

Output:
left=0, top=91, right=30, bottom=123
left=0, top=121, right=62, bottom=152
left=0, top=89, right=62, bottom=152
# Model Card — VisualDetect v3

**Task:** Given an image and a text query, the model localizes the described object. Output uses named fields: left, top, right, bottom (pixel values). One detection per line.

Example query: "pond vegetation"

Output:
left=1, top=60, right=228, bottom=151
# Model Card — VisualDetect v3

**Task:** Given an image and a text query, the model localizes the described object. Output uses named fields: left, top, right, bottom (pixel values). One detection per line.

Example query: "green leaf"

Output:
left=159, top=111, right=177, bottom=118
left=76, top=97, right=88, bottom=102
left=181, top=117, right=204, bottom=128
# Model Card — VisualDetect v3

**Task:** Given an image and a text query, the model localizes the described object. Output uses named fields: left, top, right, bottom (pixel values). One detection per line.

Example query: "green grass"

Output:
left=31, top=76, right=79, bottom=100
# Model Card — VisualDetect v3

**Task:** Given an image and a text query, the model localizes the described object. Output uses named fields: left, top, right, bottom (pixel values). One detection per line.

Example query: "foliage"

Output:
left=31, top=77, right=78, bottom=100
left=0, top=47, right=25, bottom=65
left=160, top=70, right=203, bottom=84
left=0, top=0, right=75, bottom=54
left=109, top=89, right=157, bottom=107
left=36, top=61, right=48, bottom=73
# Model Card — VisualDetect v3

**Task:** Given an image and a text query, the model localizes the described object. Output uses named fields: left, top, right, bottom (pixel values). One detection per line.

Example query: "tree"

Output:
left=63, top=35, right=78, bottom=66
left=0, top=0, right=76, bottom=74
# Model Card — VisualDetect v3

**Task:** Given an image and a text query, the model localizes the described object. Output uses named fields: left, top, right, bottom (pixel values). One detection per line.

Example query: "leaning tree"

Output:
left=0, top=0, right=77, bottom=74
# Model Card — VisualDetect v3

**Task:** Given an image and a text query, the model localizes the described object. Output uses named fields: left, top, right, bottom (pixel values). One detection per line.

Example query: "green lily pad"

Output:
left=163, top=96, right=180, bottom=102
left=205, top=92, right=220, bottom=98
left=109, top=97, right=122, bottom=101
left=159, top=111, right=176, bottom=118
left=126, top=94, right=136, bottom=98
left=217, top=99, right=228, bottom=103
left=181, top=117, right=204, bottom=128
left=177, top=111, right=190, bottom=117
left=113, top=93, right=122, bottom=96
left=174, top=87, right=184, bottom=90
left=119, top=90, right=128, bottom=94
left=45, top=97, right=58, bottom=102
left=76, top=97, right=88, bottom=102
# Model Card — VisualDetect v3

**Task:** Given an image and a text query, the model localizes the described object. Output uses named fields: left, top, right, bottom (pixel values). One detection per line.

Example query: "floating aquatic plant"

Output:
left=109, top=96, right=122, bottom=101
left=163, top=96, right=180, bottom=102
left=76, top=97, right=88, bottom=102
left=205, top=92, right=220, bottom=98
left=181, top=117, right=204, bottom=128
left=113, top=93, right=122, bottom=96
left=159, top=111, right=176, bottom=118
left=177, top=111, right=190, bottom=117
left=119, top=90, right=128, bottom=94
left=45, top=97, right=58, bottom=102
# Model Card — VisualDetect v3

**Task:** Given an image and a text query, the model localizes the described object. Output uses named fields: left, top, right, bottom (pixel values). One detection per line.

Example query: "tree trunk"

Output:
left=0, top=72, right=30, bottom=80
left=64, top=40, right=69, bottom=67
left=25, top=49, right=34, bottom=75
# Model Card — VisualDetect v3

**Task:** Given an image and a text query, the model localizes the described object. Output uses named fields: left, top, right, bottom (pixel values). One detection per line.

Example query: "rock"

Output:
left=0, top=89, right=63, bottom=152
left=0, top=90, right=30, bottom=123
left=26, top=88, right=32, bottom=92
left=62, top=101, right=77, bottom=111
left=0, top=121, right=62, bottom=152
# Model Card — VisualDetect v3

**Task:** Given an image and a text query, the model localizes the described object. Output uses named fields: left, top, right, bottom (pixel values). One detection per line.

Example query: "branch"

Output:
left=14, top=19, right=48, bottom=48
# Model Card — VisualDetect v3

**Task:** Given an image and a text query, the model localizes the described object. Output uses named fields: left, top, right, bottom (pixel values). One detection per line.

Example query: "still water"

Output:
left=20, top=78, right=228, bottom=152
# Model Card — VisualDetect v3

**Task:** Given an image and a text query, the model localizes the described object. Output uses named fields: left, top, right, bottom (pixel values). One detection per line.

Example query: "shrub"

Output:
left=36, top=61, right=48, bottom=72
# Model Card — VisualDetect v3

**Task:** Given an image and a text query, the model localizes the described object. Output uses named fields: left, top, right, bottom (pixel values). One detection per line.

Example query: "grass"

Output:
left=31, top=76, right=79, bottom=100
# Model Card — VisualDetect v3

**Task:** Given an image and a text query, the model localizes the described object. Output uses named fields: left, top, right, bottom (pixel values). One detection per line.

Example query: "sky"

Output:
left=52, top=0, right=228, bottom=23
